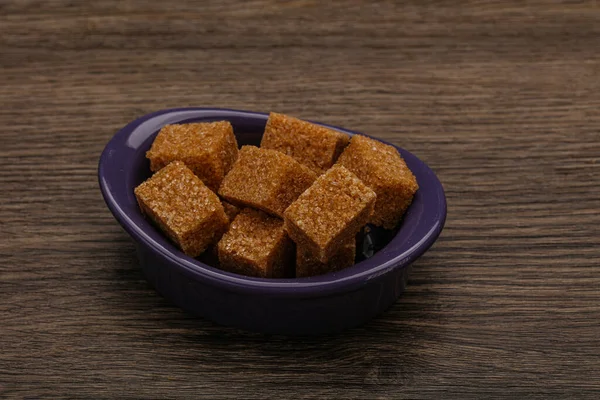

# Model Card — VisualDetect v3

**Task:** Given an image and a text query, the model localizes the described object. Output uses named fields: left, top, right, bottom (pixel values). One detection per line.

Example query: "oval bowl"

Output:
left=98, top=108, right=446, bottom=335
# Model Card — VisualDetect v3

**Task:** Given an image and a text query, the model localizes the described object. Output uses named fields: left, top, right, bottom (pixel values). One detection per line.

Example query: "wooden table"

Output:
left=2, top=1, right=599, bottom=398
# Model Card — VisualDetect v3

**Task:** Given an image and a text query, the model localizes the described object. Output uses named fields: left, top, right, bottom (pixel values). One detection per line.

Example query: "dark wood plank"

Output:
left=1, top=0, right=599, bottom=398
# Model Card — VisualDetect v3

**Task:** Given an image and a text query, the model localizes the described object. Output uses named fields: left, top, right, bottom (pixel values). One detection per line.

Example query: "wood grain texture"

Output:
left=1, top=0, right=599, bottom=398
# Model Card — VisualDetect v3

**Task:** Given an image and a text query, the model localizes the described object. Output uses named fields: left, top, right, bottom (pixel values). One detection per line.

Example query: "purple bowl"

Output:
left=98, top=108, right=446, bottom=334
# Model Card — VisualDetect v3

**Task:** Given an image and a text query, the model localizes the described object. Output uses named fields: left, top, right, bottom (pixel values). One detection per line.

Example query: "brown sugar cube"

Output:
left=217, top=208, right=294, bottom=278
left=261, top=112, right=350, bottom=174
left=284, top=165, right=376, bottom=263
left=134, top=161, right=229, bottom=257
left=146, top=121, right=238, bottom=192
left=336, top=135, right=419, bottom=229
left=221, top=201, right=240, bottom=223
left=218, top=146, right=317, bottom=218
left=296, top=239, right=356, bottom=278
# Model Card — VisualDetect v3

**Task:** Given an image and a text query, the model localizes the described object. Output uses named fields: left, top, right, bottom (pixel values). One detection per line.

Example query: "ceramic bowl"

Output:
left=98, top=108, right=446, bottom=334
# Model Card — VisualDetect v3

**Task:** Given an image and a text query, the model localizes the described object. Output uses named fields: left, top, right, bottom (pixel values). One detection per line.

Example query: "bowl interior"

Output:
left=99, top=108, right=446, bottom=292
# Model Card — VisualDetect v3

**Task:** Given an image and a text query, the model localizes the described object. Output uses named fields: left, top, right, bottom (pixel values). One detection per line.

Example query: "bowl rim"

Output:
left=98, top=107, right=446, bottom=298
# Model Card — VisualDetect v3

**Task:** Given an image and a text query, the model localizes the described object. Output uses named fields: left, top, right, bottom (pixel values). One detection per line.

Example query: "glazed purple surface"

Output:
left=98, top=108, right=446, bottom=334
